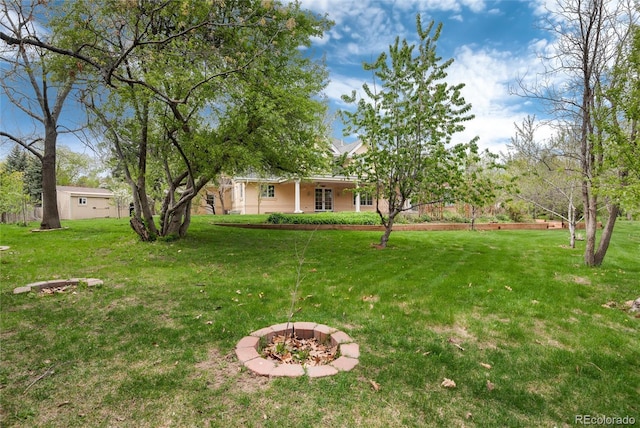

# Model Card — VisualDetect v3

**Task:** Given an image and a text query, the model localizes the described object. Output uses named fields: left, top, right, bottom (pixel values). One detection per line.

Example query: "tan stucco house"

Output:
left=56, top=186, right=128, bottom=220
left=194, top=140, right=387, bottom=215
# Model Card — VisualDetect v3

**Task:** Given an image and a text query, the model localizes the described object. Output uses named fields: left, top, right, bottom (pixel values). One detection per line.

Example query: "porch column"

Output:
left=355, top=191, right=361, bottom=212
left=294, top=180, right=303, bottom=213
left=241, top=182, right=246, bottom=214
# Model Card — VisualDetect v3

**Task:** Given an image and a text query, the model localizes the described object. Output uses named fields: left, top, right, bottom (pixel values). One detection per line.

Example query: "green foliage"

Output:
left=1, top=1, right=84, bottom=230
left=0, top=217, right=638, bottom=426
left=61, top=0, right=333, bottom=239
left=505, top=199, right=531, bottom=223
left=597, top=23, right=640, bottom=211
left=448, top=148, right=501, bottom=225
left=503, top=115, right=582, bottom=245
left=341, top=15, right=476, bottom=246
left=266, top=212, right=381, bottom=225
left=3, top=145, right=41, bottom=203
left=55, top=146, right=102, bottom=187
left=0, top=163, right=29, bottom=221
left=5, top=145, right=28, bottom=173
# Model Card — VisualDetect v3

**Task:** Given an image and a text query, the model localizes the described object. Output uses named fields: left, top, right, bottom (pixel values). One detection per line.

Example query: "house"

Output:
left=55, top=186, right=128, bottom=220
left=194, top=140, right=386, bottom=215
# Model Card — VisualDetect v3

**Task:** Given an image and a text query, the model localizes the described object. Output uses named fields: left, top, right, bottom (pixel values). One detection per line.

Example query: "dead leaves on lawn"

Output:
left=262, top=334, right=337, bottom=366
left=447, top=337, right=465, bottom=352
left=441, top=378, right=456, bottom=388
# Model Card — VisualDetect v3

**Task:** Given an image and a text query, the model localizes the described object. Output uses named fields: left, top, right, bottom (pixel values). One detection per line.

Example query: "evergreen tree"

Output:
left=5, top=144, right=27, bottom=174
left=25, top=155, right=43, bottom=203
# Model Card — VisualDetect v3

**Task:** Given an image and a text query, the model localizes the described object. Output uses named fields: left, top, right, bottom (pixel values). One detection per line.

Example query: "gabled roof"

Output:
left=331, top=139, right=363, bottom=157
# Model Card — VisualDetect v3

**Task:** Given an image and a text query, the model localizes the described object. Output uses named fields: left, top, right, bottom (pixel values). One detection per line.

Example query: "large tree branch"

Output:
left=0, top=132, right=43, bottom=160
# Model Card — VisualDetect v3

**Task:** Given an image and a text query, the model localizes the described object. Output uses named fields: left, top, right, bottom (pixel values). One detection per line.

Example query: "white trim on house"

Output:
left=195, top=139, right=378, bottom=215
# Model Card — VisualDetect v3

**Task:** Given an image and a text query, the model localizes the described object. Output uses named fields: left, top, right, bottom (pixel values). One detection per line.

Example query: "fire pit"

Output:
left=13, top=278, right=103, bottom=294
left=235, top=322, right=359, bottom=378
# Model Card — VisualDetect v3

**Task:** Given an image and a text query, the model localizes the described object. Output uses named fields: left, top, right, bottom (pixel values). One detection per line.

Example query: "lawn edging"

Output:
left=214, top=221, right=597, bottom=231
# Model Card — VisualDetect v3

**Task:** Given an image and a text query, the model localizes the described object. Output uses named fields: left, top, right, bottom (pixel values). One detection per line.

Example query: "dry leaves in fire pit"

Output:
left=41, top=285, right=76, bottom=294
left=263, top=334, right=338, bottom=366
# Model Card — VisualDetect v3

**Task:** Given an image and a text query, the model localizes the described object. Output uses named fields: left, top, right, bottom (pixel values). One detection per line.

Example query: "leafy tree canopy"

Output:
left=341, top=15, right=477, bottom=247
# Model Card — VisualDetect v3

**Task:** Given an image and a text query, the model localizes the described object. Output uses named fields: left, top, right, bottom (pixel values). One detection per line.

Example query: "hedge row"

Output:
left=266, top=212, right=381, bottom=225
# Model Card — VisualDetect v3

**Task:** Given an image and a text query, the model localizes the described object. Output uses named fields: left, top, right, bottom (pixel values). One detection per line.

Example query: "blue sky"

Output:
left=1, top=0, right=556, bottom=158
left=299, top=0, right=556, bottom=154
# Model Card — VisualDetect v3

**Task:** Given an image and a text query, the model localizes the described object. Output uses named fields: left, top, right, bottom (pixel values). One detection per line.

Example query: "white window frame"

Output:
left=315, top=187, right=333, bottom=211
left=354, top=192, right=373, bottom=206
left=260, top=184, right=276, bottom=198
left=78, top=197, right=88, bottom=206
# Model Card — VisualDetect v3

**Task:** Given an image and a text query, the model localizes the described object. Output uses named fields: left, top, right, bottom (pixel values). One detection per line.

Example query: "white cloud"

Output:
left=461, top=0, right=486, bottom=13
left=445, top=44, right=551, bottom=153
left=288, top=0, right=565, bottom=153
left=309, top=34, right=330, bottom=46
left=323, top=74, right=371, bottom=107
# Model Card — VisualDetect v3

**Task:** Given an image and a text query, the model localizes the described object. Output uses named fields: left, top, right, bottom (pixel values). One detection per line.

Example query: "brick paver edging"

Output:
left=13, top=278, right=104, bottom=294
left=235, top=322, right=359, bottom=378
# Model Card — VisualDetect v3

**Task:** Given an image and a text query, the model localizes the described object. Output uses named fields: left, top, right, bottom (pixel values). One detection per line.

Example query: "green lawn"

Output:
left=1, top=217, right=638, bottom=427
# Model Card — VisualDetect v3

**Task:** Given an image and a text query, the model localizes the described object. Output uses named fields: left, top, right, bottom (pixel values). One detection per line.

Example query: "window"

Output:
left=260, top=184, right=275, bottom=198
left=78, top=197, right=88, bottom=206
left=354, top=192, right=373, bottom=206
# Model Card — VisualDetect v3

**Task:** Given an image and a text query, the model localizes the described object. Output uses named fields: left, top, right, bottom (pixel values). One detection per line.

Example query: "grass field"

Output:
left=0, top=216, right=638, bottom=427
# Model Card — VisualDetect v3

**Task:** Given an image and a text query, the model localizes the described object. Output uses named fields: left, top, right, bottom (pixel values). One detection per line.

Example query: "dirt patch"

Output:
left=430, top=323, right=475, bottom=340
left=194, top=348, right=270, bottom=393
left=362, top=294, right=380, bottom=303
left=531, top=319, right=570, bottom=349
left=430, top=323, right=498, bottom=350
left=555, top=274, right=592, bottom=285
left=572, top=276, right=592, bottom=285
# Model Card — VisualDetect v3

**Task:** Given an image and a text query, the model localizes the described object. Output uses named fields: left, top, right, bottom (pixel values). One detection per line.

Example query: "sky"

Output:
left=1, top=0, right=558, bottom=158
left=298, top=0, right=557, bottom=154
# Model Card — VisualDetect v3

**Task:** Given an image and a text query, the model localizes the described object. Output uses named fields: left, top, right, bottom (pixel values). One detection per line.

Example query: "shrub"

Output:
left=266, top=212, right=381, bottom=225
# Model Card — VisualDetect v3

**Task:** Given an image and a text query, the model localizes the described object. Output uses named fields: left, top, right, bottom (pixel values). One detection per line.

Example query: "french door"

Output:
left=315, top=188, right=333, bottom=211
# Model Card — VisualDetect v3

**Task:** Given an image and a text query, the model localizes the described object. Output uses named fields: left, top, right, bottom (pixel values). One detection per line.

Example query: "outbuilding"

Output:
left=55, top=186, right=128, bottom=220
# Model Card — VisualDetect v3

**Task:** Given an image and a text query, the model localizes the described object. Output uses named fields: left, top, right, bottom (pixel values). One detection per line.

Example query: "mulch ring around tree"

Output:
left=235, top=322, right=359, bottom=378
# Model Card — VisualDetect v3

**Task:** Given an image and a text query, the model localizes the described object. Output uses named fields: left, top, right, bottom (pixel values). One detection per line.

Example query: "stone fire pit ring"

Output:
left=235, top=322, right=359, bottom=378
left=13, top=278, right=103, bottom=294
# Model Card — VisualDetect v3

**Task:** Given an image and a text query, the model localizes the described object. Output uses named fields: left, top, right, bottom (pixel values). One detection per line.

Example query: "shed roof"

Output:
left=56, top=186, right=114, bottom=197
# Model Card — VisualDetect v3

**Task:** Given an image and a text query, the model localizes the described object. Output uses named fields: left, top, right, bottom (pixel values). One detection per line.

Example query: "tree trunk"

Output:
left=568, top=201, right=576, bottom=249
left=378, top=210, right=398, bottom=248
left=129, top=183, right=158, bottom=241
left=130, top=216, right=152, bottom=241
left=593, top=204, right=619, bottom=266
left=569, top=221, right=577, bottom=249
left=179, top=200, right=192, bottom=237
left=470, top=205, right=476, bottom=231
left=218, top=188, right=226, bottom=214
left=40, top=128, right=61, bottom=229
left=161, top=200, right=193, bottom=238
left=582, top=177, right=599, bottom=266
